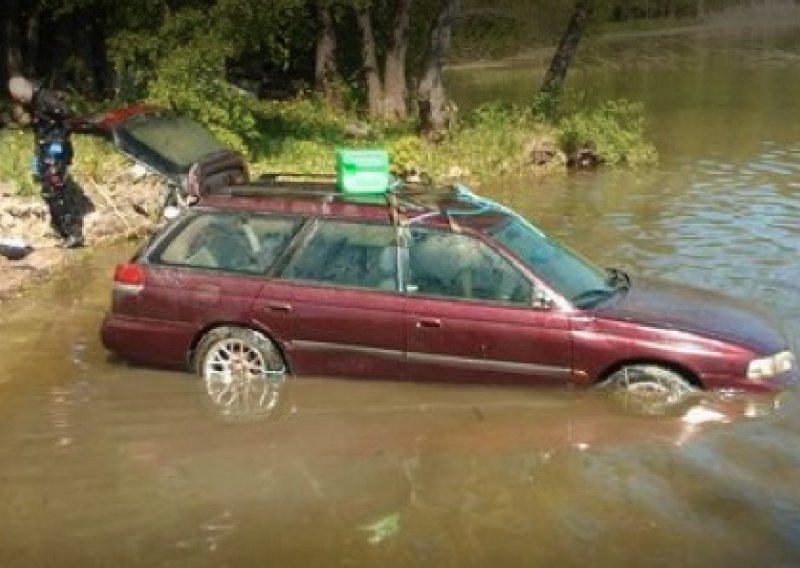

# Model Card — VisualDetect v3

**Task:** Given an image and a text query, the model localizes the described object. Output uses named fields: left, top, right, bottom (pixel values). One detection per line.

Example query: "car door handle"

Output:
left=416, top=318, right=442, bottom=328
left=265, top=301, right=292, bottom=313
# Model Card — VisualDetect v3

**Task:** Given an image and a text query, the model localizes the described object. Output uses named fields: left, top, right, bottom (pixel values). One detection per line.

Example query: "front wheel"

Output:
left=603, top=364, right=697, bottom=416
left=194, top=326, right=287, bottom=421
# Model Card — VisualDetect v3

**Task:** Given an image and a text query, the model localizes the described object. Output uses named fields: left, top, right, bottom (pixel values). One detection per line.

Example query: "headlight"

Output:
left=747, top=350, right=795, bottom=380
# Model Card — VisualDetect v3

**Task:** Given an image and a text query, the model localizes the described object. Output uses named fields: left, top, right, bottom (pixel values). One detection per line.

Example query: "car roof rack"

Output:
left=207, top=171, right=406, bottom=199
left=205, top=172, right=339, bottom=199
left=203, top=172, right=502, bottom=226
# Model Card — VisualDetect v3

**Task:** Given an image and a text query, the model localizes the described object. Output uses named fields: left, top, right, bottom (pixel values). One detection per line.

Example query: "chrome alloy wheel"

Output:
left=199, top=329, right=286, bottom=421
left=608, top=364, right=696, bottom=416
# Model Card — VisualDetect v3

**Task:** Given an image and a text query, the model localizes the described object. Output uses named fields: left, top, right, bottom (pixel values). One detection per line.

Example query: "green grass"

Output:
left=0, top=129, right=39, bottom=195
left=0, top=95, right=656, bottom=197
left=0, top=129, right=125, bottom=196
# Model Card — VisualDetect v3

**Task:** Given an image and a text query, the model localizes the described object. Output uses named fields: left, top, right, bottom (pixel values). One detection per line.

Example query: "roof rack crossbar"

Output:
left=206, top=184, right=336, bottom=198
left=257, top=172, right=337, bottom=182
left=203, top=175, right=492, bottom=222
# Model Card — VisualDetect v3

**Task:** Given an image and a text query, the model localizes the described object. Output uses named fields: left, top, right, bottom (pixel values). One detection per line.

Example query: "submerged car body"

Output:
left=100, top=179, right=797, bottom=415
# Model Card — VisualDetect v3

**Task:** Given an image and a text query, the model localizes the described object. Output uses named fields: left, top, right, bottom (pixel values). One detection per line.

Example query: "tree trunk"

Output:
left=383, top=0, right=413, bottom=121
left=88, top=9, right=109, bottom=98
left=697, top=0, right=705, bottom=18
left=314, top=2, right=342, bottom=109
left=75, top=10, right=94, bottom=92
left=46, top=12, right=76, bottom=88
left=355, top=4, right=384, bottom=119
left=417, top=0, right=459, bottom=140
left=4, top=0, right=24, bottom=79
left=23, top=6, right=40, bottom=77
left=540, top=0, right=593, bottom=95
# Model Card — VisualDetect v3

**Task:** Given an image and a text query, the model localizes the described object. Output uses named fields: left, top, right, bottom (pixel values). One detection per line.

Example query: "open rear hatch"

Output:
left=78, top=105, right=248, bottom=195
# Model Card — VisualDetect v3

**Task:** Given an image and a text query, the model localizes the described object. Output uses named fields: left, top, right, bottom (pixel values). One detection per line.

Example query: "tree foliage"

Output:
left=2, top=0, right=763, bottom=102
left=1, top=0, right=756, bottom=177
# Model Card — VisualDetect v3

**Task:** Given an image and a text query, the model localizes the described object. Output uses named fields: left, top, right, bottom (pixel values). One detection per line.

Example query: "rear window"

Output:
left=122, top=115, right=226, bottom=170
left=153, top=212, right=302, bottom=274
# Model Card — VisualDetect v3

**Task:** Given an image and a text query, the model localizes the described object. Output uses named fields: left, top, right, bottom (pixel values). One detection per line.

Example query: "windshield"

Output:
left=489, top=216, right=614, bottom=305
left=122, top=115, right=227, bottom=170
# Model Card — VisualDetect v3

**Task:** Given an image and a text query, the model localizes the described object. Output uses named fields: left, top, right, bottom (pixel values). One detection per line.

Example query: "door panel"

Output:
left=404, top=225, right=573, bottom=385
left=141, top=210, right=305, bottom=362
left=279, top=284, right=406, bottom=379
left=406, top=297, right=572, bottom=385
left=276, top=219, right=406, bottom=379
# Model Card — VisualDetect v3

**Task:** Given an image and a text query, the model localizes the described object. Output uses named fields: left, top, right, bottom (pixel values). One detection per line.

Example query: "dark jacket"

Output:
left=31, top=87, right=74, bottom=165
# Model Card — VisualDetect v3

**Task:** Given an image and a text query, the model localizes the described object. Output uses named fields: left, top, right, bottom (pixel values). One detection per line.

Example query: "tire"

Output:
left=194, top=326, right=287, bottom=422
left=603, top=364, right=697, bottom=416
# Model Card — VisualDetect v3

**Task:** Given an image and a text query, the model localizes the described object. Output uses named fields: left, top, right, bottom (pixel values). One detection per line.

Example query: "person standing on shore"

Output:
left=7, top=76, right=84, bottom=248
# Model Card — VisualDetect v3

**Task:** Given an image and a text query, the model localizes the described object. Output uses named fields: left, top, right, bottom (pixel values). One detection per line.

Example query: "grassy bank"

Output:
left=0, top=130, right=127, bottom=196
left=0, top=94, right=656, bottom=196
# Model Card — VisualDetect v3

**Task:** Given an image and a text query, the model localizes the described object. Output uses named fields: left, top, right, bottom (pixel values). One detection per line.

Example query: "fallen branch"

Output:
left=87, top=179, right=135, bottom=234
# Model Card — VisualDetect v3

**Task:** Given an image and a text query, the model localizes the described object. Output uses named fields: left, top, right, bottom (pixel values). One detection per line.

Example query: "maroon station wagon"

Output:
left=101, top=180, right=797, bottom=417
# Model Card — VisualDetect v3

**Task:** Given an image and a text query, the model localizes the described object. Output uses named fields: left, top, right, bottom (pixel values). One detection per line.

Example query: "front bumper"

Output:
left=702, top=366, right=799, bottom=394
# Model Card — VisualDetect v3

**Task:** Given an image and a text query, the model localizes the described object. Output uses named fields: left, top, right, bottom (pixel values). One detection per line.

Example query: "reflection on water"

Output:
left=3, top=28, right=800, bottom=566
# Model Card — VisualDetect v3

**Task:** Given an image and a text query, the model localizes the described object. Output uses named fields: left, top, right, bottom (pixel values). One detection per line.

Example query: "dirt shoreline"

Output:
left=0, top=176, right=163, bottom=305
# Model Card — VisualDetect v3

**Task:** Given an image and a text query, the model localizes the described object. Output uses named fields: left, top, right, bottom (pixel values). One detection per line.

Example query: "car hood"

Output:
left=596, top=277, right=787, bottom=354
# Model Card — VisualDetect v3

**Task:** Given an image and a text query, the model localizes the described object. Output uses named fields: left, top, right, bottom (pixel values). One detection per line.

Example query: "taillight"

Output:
left=113, top=263, right=145, bottom=294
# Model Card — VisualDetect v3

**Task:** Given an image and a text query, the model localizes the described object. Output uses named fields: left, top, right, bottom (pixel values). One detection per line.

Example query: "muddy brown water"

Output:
left=4, top=28, right=800, bottom=567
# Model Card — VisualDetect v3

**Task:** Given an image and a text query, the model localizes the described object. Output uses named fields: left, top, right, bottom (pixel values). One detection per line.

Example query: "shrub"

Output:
left=558, top=99, right=657, bottom=165
left=421, top=102, right=543, bottom=179
left=387, top=136, right=424, bottom=174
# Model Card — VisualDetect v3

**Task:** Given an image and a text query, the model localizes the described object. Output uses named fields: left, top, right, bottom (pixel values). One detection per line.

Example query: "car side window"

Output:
left=155, top=212, right=302, bottom=274
left=281, top=220, right=399, bottom=291
left=407, top=227, right=532, bottom=305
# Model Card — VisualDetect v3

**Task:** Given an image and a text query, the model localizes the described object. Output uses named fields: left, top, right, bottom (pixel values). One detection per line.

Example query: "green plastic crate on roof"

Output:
left=336, top=149, right=390, bottom=194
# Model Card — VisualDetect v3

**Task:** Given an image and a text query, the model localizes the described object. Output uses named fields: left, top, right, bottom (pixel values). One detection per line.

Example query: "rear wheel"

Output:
left=194, top=326, right=287, bottom=421
left=603, top=364, right=697, bottom=416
